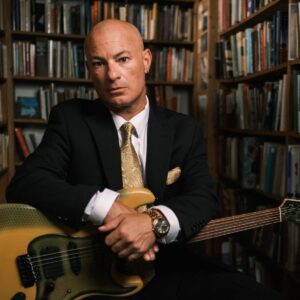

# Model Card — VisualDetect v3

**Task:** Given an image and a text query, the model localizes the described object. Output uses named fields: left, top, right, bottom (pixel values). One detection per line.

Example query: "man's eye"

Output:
left=119, top=57, right=130, bottom=63
left=92, top=61, right=104, bottom=67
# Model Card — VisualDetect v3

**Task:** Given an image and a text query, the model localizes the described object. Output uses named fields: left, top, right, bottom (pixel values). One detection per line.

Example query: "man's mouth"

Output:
left=108, top=87, right=126, bottom=94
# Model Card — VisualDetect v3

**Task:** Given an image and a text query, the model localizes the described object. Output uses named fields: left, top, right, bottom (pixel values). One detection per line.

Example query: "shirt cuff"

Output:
left=152, top=205, right=181, bottom=244
left=83, top=188, right=119, bottom=225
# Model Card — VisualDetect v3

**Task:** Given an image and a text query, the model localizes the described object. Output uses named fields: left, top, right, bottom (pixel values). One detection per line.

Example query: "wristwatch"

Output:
left=146, top=208, right=170, bottom=239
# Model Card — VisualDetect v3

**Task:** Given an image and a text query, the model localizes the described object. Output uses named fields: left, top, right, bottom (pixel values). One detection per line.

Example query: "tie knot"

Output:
left=121, top=122, right=135, bottom=141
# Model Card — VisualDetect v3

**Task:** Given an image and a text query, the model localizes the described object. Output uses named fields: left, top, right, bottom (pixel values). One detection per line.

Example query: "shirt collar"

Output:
left=111, top=97, right=149, bottom=137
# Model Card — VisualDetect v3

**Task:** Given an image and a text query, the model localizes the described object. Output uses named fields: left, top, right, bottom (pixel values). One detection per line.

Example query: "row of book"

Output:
left=13, top=38, right=87, bottom=79
left=219, top=187, right=283, bottom=267
left=285, top=221, right=300, bottom=273
left=220, top=237, right=281, bottom=283
left=149, top=47, right=194, bottom=82
left=0, top=42, right=7, bottom=79
left=219, top=137, right=286, bottom=196
left=148, top=86, right=190, bottom=115
left=288, top=2, right=300, bottom=60
left=15, top=84, right=96, bottom=120
left=11, top=0, right=194, bottom=41
left=292, top=69, right=300, bottom=133
left=216, top=11, right=288, bottom=79
left=0, top=133, right=8, bottom=171
left=15, top=127, right=45, bottom=159
left=217, top=77, right=288, bottom=131
left=218, top=0, right=274, bottom=32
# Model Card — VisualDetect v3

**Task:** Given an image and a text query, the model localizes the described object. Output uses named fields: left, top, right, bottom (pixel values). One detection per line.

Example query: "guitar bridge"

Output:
left=16, top=254, right=39, bottom=288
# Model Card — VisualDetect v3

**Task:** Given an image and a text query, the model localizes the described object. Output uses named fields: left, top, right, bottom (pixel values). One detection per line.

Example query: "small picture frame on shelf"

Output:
left=15, top=96, right=41, bottom=119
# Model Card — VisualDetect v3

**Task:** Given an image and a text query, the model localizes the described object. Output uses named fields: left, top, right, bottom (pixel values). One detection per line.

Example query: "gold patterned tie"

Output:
left=121, top=122, right=144, bottom=188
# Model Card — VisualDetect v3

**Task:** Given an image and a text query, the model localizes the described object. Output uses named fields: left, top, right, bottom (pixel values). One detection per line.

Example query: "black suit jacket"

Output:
left=6, top=99, right=218, bottom=241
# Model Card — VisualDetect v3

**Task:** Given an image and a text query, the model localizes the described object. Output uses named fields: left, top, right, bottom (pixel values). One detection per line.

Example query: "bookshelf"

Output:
left=0, top=0, right=201, bottom=202
left=196, top=0, right=218, bottom=180
left=214, top=0, right=299, bottom=298
left=0, top=0, right=9, bottom=203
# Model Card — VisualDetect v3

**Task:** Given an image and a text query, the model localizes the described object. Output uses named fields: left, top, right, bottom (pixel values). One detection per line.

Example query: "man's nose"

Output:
left=107, top=63, right=120, bottom=81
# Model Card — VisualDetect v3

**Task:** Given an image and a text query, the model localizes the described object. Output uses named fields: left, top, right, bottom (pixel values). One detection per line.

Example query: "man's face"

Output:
left=85, top=24, right=151, bottom=113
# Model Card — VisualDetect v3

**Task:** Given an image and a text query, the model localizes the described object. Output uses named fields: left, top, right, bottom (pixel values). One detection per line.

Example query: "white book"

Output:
left=274, top=81, right=282, bottom=131
left=48, top=39, right=53, bottom=77
left=279, top=74, right=288, bottom=131
left=288, top=4, right=298, bottom=60
left=45, top=0, right=51, bottom=33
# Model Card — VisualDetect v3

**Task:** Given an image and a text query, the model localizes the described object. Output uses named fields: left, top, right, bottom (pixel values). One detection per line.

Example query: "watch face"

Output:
left=156, top=218, right=170, bottom=235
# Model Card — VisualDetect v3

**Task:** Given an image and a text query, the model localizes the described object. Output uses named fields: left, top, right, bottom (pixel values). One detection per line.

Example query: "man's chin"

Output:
left=102, top=99, right=133, bottom=111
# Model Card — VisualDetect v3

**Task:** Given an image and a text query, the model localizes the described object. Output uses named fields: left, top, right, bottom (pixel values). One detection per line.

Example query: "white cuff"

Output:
left=152, top=205, right=181, bottom=244
left=83, top=188, right=119, bottom=225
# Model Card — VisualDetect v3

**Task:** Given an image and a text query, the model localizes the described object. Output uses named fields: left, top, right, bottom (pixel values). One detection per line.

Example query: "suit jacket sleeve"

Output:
left=159, top=117, right=219, bottom=240
left=6, top=102, right=100, bottom=226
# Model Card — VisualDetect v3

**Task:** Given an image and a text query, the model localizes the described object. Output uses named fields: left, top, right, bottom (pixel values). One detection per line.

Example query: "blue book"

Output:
left=15, top=96, right=40, bottom=118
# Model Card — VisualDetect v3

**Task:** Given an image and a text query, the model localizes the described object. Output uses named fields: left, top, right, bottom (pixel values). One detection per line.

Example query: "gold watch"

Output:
left=146, top=208, right=170, bottom=239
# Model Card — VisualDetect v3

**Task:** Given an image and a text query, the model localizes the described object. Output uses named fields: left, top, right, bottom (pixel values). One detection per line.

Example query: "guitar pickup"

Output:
left=16, top=254, right=39, bottom=288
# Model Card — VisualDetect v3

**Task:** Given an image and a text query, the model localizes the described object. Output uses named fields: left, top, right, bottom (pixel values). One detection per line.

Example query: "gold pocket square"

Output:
left=166, top=167, right=181, bottom=185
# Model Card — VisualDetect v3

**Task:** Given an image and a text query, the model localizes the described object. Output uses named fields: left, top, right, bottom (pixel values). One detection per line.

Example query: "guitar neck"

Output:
left=189, top=207, right=281, bottom=243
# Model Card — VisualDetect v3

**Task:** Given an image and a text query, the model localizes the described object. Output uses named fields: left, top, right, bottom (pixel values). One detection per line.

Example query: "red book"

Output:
left=15, top=127, right=30, bottom=158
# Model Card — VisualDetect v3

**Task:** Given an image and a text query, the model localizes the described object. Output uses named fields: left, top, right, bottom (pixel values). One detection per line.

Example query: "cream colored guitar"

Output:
left=0, top=188, right=299, bottom=300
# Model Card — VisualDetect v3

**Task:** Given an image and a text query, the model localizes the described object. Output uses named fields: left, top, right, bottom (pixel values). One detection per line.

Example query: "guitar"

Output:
left=0, top=188, right=299, bottom=300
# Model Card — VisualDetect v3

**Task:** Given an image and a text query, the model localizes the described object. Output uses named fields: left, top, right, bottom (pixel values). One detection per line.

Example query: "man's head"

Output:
left=84, top=19, right=152, bottom=119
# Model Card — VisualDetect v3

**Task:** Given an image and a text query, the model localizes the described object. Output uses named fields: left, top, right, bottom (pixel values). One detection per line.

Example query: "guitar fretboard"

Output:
left=189, top=207, right=280, bottom=242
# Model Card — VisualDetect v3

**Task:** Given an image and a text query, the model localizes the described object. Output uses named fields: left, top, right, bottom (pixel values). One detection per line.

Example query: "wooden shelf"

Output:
left=12, top=31, right=85, bottom=41
left=289, top=59, right=300, bottom=67
left=219, top=63, right=288, bottom=84
left=144, top=39, right=195, bottom=46
left=219, top=0, right=287, bottom=37
left=220, top=176, right=283, bottom=203
left=219, top=128, right=288, bottom=138
left=147, top=80, right=193, bottom=86
left=12, top=31, right=195, bottom=46
left=14, top=118, right=47, bottom=125
left=13, top=76, right=93, bottom=84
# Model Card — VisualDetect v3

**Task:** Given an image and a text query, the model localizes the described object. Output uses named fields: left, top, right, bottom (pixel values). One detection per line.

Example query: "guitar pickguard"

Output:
left=18, top=233, right=135, bottom=299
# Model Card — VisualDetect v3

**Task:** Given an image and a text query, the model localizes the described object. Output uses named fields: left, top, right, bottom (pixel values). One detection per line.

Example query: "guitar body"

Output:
left=0, top=188, right=155, bottom=300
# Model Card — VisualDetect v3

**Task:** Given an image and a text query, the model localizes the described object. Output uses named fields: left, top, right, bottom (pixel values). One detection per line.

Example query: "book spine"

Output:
left=15, top=128, right=30, bottom=158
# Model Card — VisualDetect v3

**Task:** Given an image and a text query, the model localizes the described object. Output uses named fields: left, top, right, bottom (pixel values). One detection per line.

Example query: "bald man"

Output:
left=6, top=20, right=283, bottom=300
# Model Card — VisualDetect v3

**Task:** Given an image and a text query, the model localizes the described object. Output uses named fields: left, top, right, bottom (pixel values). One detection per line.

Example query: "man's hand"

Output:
left=104, top=200, right=135, bottom=223
left=99, top=211, right=158, bottom=261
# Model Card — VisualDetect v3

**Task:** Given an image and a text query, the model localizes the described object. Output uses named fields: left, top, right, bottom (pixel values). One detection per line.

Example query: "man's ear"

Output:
left=143, top=48, right=152, bottom=74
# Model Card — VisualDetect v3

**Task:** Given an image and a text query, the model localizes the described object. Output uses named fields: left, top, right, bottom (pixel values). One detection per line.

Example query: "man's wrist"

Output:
left=145, top=208, right=170, bottom=239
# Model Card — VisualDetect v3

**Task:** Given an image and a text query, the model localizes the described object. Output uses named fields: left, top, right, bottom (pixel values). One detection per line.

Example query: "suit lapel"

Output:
left=83, top=100, right=174, bottom=196
left=146, top=105, right=174, bottom=200
left=83, top=101, right=123, bottom=190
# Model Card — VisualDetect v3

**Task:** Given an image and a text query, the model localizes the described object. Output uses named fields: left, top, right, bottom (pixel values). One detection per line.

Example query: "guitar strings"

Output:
left=190, top=208, right=283, bottom=242
left=24, top=206, right=296, bottom=270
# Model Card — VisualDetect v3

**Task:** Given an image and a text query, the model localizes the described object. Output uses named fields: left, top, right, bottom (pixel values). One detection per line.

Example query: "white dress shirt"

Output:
left=83, top=99, right=180, bottom=243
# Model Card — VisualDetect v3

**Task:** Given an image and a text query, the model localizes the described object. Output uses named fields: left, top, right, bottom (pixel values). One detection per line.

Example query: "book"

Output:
left=35, top=0, right=45, bottom=32
left=14, top=127, right=30, bottom=158
left=15, top=96, right=40, bottom=118
left=35, top=37, right=48, bottom=77
left=240, top=137, right=260, bottom=189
